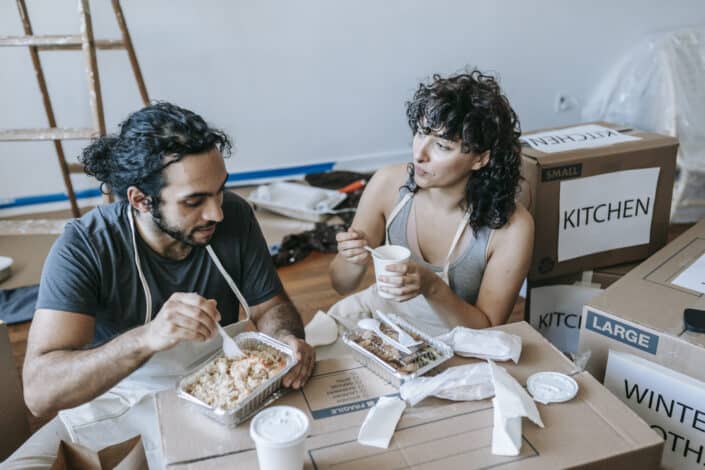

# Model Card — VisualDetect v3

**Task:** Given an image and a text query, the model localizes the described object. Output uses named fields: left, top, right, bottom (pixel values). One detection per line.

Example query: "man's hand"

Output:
left=279, top=334, right=315, bottom=389
left=141, top=293, right=221, bottom=353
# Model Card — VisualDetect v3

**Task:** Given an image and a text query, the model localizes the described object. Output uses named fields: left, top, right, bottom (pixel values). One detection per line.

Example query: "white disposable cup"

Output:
left=371, top=245, right=411, bottom=299
left=250, top=406, right=310, bottom=470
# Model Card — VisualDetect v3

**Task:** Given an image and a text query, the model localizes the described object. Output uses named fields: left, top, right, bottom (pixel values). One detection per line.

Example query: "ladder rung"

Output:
left=67, top=163, right=85, bottom=174
left=39, top=39, right=125, bottom=51
left=0, top=35, right=124, bottom=50
left=0, top=128, right=98, bottom=141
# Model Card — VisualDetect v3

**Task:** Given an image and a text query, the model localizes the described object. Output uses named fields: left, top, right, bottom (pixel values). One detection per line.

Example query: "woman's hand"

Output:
left=378, top=261, right=438, bottom=302
left=335, top=227, right=371, bottom=265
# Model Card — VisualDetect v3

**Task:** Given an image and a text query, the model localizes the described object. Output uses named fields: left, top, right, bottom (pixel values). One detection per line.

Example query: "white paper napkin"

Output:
left=399, top=363, right=494, bottom=406
left=436, top=327, right=522, bottom=363
left=489, top=361, right=543, bottom=456
left=357, top=396, right=407, bottom=448
left=304, top=311, right=339, bottom=347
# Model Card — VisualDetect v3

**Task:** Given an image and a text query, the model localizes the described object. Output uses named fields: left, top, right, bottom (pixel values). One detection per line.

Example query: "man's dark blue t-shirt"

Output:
left=36, top=192, right=282, bottom=344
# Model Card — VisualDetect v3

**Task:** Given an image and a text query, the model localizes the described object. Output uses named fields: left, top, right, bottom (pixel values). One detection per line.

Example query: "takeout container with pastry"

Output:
left=342, top=313, right=453, bottom=387
left=177, top=332, right=298, bottom=426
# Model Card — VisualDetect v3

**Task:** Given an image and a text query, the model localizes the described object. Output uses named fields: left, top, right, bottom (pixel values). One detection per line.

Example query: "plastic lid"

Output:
left=0, top=256, right=12, bottom=270
left=527, top=372, right=579, bottom=405
left=250, top=406, right=309, bottom=447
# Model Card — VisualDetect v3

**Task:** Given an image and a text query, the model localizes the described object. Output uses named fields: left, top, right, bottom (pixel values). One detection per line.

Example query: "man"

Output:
left=8, top=102, right=314, bottom=468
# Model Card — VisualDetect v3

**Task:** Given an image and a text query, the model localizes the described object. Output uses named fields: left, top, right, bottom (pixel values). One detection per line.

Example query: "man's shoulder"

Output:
left=62, top=201, right=129, bottom=250
left=222, top=190, right=252, bottom=216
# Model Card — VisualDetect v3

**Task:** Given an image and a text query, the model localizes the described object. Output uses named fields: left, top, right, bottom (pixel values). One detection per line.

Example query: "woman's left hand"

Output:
left=378, top=261, right=436, bottom=302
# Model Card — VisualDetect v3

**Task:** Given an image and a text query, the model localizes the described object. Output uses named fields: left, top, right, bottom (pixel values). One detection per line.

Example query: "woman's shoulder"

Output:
left=365, top=163, right=409, bottom=203
left=487, top=202, right=534, bottom=250
left=370, top=163, right=409, bottom=188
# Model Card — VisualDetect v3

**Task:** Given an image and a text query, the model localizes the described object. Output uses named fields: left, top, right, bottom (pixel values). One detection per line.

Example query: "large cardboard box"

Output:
left=579, top=218, right=705, bottom=383
left=0, top=321, right=30, bottom=460
left=526, top=262, right=637, bottom=354
left=520, top=122, right=678, bottom=281
left=604, top=350, right=705, bottom=470
left=156, top=322, right=663, bottom=469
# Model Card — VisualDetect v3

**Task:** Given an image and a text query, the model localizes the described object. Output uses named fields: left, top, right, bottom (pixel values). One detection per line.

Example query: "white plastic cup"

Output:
left=250, top=406, right=310, bottom=470
left=371, top=245, right=411, bottom=299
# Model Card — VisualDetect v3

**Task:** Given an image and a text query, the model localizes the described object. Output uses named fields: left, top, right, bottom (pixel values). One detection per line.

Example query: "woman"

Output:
left=329, top=70, right=533, bottom=335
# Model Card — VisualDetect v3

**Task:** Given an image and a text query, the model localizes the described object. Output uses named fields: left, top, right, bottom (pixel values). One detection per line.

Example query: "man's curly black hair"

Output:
left=79, top=101, right=232, bottom=204
left=405, top=70, right=522, bottom=233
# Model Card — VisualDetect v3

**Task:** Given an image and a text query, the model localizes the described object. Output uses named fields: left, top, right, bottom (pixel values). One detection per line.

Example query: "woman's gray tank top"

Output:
left=386, top=186, right=491, bottom=305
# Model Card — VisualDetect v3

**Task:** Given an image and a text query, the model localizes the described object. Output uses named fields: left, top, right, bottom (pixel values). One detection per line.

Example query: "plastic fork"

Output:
left=217, top=323, right=244, bottom=358
left=358, top=318, right=413, bottom=354
left=375, top=310, right=423, bottom=348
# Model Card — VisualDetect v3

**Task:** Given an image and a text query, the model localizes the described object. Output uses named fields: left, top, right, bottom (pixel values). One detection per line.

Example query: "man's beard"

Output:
left=150, top=203, right=215, bottom=247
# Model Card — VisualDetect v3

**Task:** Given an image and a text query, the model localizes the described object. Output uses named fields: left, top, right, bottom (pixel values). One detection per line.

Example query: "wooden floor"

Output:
left=6, top=250, right=525, bottom=435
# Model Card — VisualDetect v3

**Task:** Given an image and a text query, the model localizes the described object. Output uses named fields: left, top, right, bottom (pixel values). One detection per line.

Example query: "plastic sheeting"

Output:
left=583, top=29, right=705, bottom=222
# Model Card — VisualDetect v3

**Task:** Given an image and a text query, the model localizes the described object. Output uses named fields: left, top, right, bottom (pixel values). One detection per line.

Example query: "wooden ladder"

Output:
left=0, top=0, right=150, bottom=217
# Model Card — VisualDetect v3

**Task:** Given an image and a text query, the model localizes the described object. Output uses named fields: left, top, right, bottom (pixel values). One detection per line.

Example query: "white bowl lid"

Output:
left=527, top=371, right=579, bottom=404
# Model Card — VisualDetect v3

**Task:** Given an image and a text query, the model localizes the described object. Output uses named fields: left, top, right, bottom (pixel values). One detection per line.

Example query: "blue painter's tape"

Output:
left=310, top=393, right=400, bottom=420
left=0, top=188, right=103, bottom=209
left=585, top=310, right=659, bottom=354
left=0, top=162, right=336, bottom=210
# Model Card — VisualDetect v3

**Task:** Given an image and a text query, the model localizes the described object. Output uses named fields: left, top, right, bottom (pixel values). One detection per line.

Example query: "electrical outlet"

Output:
left=555, top=93, right=577, bottom=112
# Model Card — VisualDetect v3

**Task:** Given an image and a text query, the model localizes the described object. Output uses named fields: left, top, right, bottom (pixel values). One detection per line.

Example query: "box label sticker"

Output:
left=558, top=167, right=660, bottom=262
left=604, top=351, right=705, bottom=470
left=541, top=163, right=583, bottom=182
left=521, top=124, right=640, bottom=153
left=672, top=251, right=705, bottom=295
left=585, top=310, right=659, bottom=354
left=529, top=284, right=603, bottom=353
left=302, top=367, right=397, bottom=420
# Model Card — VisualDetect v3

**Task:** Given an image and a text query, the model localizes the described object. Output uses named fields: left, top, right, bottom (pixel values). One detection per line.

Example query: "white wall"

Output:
left=1, top=0, right=704, bottom=214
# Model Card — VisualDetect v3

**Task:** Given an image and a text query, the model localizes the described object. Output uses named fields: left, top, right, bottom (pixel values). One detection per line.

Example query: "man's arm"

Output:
left=250, top=292, right=315, bottom=389
left=23, top=293, right=220, bottom=416
left=23, top=310, right=151, bottom=416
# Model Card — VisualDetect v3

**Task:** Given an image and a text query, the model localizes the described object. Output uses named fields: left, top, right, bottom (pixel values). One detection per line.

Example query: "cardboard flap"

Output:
left=51, top=436, right=147, bottom=470
left=521, top=121, right=678, bottom=165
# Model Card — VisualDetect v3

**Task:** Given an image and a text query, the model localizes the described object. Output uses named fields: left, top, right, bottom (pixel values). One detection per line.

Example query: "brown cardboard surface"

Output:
left=580, top=218, right=705, bottom=382
left=0, top=234, right=58, bottom=290
left=526, top=261, right=640, bottom=318
left=0, top=321, right=30, bottom=460
left=158, top=322, right=662, bottom=469
left=521, top=122, right=678, bottom=281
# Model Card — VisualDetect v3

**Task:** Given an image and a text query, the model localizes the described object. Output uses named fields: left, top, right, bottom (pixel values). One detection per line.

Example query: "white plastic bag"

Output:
left=583, top=28, right=705, bottom=222
left=399, top=363, right=494, bottom=407
left=436, top=327, right=522, bottom=363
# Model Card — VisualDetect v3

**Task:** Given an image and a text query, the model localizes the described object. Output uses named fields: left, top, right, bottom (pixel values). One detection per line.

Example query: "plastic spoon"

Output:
left=217, top=323, right=244, bottom=358
left=357, top=318, right=413, bottom=354
left=364, top=246, right=377, bottom=257
left=375, top=310, right=423, bottom=348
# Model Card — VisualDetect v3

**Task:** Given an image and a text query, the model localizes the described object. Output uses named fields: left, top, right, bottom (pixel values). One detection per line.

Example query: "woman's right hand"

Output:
left=336, top=227, right=372, bottom=265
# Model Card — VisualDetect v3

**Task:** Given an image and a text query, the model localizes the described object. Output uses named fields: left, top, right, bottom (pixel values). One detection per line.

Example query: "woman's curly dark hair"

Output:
left=79, top=101, right=232, bottom=204
left=405, top=70, right=522, bottom=233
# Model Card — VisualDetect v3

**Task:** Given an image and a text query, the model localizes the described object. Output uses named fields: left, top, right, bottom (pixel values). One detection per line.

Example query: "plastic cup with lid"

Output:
left=250, top=405, right=310, bottom=470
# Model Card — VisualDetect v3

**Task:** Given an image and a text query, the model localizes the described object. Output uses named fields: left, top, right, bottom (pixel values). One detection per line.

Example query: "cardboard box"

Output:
left=526, top=262, right=637, bottom=354
left=156, top=322, right=663, bottom=469
left=0, top=234, right=58, bottom=290
left=0, top=321, right=30, bottom=460
left=520, top=122, right=678, bottom=281
left=604, top=350, right=705, bottom=469
left=579, top=218, right=705, bottom=383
